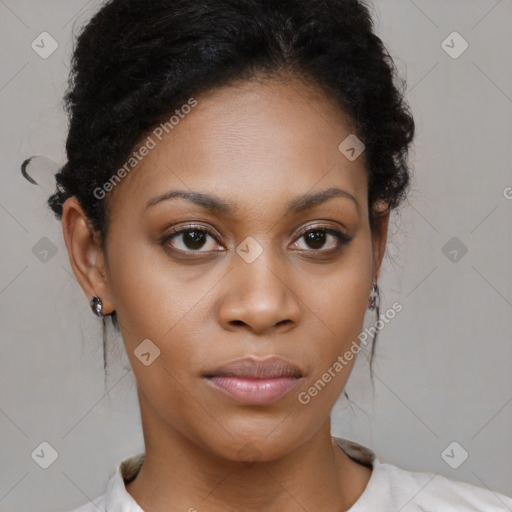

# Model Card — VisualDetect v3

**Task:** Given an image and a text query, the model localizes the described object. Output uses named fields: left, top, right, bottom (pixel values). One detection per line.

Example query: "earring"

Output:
left=368, top=282, right=380, bottom=310
left=90, top=295, right=104, bottom=317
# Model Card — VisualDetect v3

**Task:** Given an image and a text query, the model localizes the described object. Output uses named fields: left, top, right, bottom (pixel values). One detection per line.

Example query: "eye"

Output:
left=291, top=225, right=352, bottom=252
left=161, top=224, right=223, bottom=253
left=160, top=223, right=352, bottom=257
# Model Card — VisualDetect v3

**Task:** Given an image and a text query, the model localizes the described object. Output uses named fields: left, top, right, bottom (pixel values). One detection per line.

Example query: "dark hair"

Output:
left=22, top=0, right=414, bottom=390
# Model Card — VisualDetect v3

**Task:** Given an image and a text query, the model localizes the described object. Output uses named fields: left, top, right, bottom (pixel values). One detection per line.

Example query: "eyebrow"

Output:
left=144, top=187, right=359, bottom=215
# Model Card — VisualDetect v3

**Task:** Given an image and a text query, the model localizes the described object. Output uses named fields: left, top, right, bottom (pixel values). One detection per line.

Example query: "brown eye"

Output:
left=292, top=226, right=352, bottom=252
left=161, top=225, right=222, bottom=253
left=174, top=229, right=209, bottom=250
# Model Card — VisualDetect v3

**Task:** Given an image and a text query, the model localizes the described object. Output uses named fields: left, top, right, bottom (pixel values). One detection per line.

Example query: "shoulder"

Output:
left=332, top=437, right=512, bottom=512
left=63, top=452, right=144, bottom=512
left=381, top=461, right=512, bottom=511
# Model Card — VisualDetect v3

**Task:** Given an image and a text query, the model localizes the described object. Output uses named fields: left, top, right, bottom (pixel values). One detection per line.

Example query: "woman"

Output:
left=21, top=0, right=512, bottom=510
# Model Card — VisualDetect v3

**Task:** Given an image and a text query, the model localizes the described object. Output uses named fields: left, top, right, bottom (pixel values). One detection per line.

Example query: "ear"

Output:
left=61, top=197, right=115, bottom=315
left=370, top=202, right=390, bottom=283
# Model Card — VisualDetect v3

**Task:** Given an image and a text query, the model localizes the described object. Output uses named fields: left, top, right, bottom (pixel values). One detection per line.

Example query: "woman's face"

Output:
left=65, top=77, right=388, bottom=461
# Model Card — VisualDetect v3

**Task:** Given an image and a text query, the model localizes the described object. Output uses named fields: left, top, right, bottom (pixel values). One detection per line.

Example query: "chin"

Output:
left=193, top=423, right=311, bottom=464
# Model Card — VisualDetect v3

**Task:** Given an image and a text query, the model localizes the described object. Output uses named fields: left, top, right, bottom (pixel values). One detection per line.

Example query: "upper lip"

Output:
left=204, top=356, right=303, bottom=379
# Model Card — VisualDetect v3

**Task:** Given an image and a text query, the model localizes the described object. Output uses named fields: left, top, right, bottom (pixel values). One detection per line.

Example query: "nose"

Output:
left=216, top=251, right=301, bottom=336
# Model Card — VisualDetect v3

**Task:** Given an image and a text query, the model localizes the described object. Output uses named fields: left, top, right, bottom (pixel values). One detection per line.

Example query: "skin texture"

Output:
left=62, top=77, right=390, bottom=512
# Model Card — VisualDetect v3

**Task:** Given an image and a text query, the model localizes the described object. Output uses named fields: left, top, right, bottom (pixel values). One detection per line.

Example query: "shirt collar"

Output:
left=105, top=452, right=145, bottom=512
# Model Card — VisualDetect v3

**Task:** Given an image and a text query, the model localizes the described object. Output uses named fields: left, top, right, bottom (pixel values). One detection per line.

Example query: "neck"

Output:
left=126, top=395, right=371, bottom=512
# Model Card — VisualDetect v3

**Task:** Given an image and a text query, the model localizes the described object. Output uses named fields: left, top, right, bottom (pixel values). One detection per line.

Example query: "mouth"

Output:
left=204, top=356, right=304, bottom=406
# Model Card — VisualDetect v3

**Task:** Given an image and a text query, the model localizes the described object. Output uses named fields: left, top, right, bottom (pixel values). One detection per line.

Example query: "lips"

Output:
left=205, top=356, right=303, bottom=379
left=204, top=356, right=303, bottom=405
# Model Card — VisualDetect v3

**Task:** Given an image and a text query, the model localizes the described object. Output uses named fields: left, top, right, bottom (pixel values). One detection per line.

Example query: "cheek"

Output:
left=106, top=230, right=210, bottom=340
left=296, top=236, right=373, bottom=390
left=105, top=233, right=226, bottom=399
left=301, top=234, right=373, bottom=338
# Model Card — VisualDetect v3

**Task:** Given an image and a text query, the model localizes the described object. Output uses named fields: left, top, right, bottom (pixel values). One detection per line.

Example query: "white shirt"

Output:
left=68, top=437, right=512, bottom=511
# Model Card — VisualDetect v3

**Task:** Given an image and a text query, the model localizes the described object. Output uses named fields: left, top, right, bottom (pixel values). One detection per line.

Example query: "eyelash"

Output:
left=160, top=223, right=352, bottom=257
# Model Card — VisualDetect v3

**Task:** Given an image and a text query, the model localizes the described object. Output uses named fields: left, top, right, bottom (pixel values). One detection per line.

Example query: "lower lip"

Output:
left=206, top=376, right=301, bottom=405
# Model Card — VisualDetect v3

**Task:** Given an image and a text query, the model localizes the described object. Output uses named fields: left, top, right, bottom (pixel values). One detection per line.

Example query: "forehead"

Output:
left=108, top=77, right=368, bottom=217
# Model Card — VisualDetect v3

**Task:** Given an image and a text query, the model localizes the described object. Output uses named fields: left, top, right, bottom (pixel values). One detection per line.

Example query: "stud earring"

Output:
left=368, top=282, right=380, bottom=310
left=90, top=295, right=104, bottom=317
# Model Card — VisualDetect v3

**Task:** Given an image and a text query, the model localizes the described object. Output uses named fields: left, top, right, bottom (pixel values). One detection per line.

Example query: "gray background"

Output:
left=1, top=0, right=511, bottom=510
